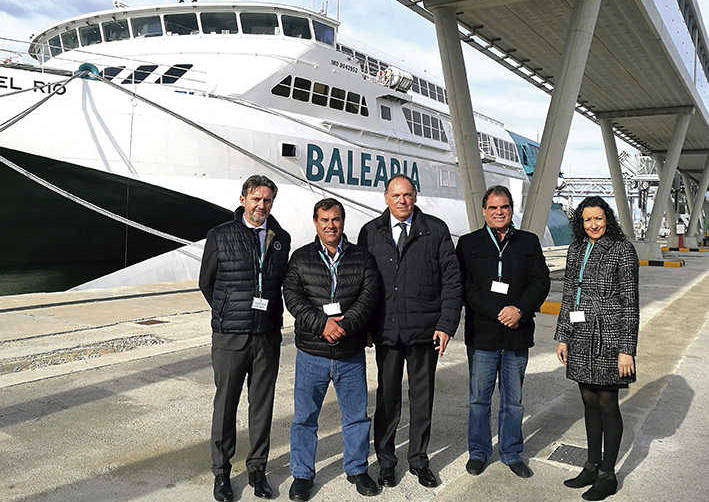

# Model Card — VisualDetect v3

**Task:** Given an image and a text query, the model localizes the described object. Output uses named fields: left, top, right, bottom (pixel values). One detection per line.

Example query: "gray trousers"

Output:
left=210, top=332, right=281, bottom=476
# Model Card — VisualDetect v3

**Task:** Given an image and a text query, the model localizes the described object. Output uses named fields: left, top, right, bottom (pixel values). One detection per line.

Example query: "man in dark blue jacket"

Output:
left=456, top=185, right=550, bottom=479
left=357, top=174, right=462, bottom=488
left=283, top=198, right=380, bottom=501
left=199, top=175, right=291, bottom=502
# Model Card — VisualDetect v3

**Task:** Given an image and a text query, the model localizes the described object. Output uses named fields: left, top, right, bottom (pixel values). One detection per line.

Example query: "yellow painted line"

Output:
left=539, top=301, right=561, bottom=315
left=661, top=247, right=709, bottom=252
left=638, top=259, right=685, bottom=267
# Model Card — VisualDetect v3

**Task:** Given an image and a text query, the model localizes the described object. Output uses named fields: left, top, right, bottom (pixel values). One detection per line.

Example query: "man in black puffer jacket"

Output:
left=199, top=175, right=291, bottom=502
left=283, top=198, right=380, bottom=501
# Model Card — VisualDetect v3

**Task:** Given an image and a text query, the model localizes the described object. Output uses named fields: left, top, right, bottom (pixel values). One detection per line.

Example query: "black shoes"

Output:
left=249, top=470, right=274, bottom=499
left=378, top=466, right=397, bottom=487
left=346, top=472, right=381, bottom=496
left=465, top=458, right=486, bottom=475
left=564, top=462, right=598, bottom=488
left=289, top=477, right=314, bottom=502
left=582, top=471, right=618, bottom=501
left=409, top=466, right=439, bottom=487
left=213, top=473, right=234, bottom=502
left=508, top=461, right=534, bottom=478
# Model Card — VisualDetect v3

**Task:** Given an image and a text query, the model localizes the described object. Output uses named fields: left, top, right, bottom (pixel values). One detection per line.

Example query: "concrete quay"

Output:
left=0, top=252, right=707, bottom=502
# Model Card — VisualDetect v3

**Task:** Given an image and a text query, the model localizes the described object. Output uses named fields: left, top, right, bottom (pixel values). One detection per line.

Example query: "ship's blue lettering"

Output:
left=360, top=153, right=372, bottom=187
left=410, top=162, right=420, bottom=192
left=374, top=155, right=388, bottom=187
left=346, top=150, right=358, bottom=185
left=390, top=158, right=401, bottom=176
left=326, top=148, right=345, bottom=183
left=306, top=144, right=325, bottom=181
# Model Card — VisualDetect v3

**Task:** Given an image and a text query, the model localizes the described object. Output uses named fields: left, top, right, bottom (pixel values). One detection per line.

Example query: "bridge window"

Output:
left=367, top=58, right=379, bottom=77
left=241, top=13, right=279, bottom=35
left=271, top=76, right=292, bottom=97
left=360, top=97, right=369, bottom=116
left=339, top=44, right=353, bottom=56
left=312, top=82, right=329, bottom=106
left=313, top=20, right=334, bottom=46
left=419, top=78, right=429, bottom=97
left=131, top=16, right=163, bottom=38
left=102, top=19, right=130, bottom=42
left=293, top=77, right=311, bottom=101
left=165, top=13, right=198, bottom=36
left=412, top=110, right=423, bottom=136
left=40, top=42, right=50, bottom=62
left=422, top=114, right=432, bottom=139
left=431, top=117, right=440, bottom=140
left=346, top=92, right=360, bottom=114
left=381, top=105, right=391, bottom=121
left=200, top=12, right=238, bottom=34
left=282, top=15, right=311, bottom=39
left=354, top=51, right=366, bottom=72
left=79, top=24, right=102, bottom=47
left=411, top=76, right=419, bottom=93
left=436, top=85, right=445, bottom=102
left=61, top=30, right=79, bottom=51
left=48, top=35, right=62, bottom=56
left=330, top=87, right=345, bottom=110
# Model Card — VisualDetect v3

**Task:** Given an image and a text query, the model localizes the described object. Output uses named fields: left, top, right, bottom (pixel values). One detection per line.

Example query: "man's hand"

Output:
left=556, top=342, right=568, bottom=365
left=618, top=353, right=635, bottom=378
left=322, top=316, right=345, bottom=343
left=433, top=330, right=450, bottom=357
left=498, top=306, right=521, bottom=328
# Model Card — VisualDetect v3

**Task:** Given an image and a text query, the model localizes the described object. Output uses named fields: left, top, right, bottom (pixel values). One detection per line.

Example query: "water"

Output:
left=0, top=262, right=122, bottom=296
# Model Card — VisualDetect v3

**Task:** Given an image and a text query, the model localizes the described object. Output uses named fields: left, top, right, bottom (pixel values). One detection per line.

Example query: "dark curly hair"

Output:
left=571, top=196, right=627, bottom=243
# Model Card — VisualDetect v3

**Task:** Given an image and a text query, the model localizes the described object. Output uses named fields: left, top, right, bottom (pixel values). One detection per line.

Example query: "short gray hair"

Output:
left=241, top=175, right=278, bottom=197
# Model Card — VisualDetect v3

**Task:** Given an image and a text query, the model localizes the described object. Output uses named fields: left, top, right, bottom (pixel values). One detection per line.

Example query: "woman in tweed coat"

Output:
left=554, top=196, right=639, bottom=501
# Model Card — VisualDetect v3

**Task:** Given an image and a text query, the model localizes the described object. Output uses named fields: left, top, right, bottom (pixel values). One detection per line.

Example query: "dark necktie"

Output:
left=253, top=228, right=264, bottom=253
left=397, top=222, right=407, bottom=255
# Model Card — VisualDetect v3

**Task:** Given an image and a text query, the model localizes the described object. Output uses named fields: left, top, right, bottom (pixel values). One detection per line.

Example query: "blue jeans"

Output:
left=290, top=349, right=370, bottom=479
left=467, top=347, right=528, bottom=465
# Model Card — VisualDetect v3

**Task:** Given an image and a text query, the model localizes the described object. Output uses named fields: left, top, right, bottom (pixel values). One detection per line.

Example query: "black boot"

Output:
left=582, top=470, right=617, bottom=501
left=564, top=462, right=598, bottom=488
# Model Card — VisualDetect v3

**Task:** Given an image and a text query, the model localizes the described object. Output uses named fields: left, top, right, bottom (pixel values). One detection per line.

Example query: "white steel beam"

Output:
left=430, top=4, right=486, bottom=230
left=600, top=118, right=634, bottom=237
left=521, top=0, right=602, bottom=239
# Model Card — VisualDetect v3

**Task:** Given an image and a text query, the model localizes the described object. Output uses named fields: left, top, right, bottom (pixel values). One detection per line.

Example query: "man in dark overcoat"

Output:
left=199, top=175, right=291, bottom=502
left=455, top=185, right=550, bottom=478
left=357, top=174, right=462, bottom=488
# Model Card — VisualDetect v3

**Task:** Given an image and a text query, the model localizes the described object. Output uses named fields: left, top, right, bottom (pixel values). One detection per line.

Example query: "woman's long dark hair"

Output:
left=570, top=196, right=627, bottom=243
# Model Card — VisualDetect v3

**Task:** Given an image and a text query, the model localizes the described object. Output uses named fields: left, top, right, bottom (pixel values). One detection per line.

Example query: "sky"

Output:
left=1, top=0, right=708, bottom=178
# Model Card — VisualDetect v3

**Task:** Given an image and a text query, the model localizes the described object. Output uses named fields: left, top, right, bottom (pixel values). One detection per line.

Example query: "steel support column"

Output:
left=686, top=156, right=709, bottom=245
left=521, top=0, right=601, bottom=238
left=599, top=118, right=634, bottom=237
left=429, top=5, right=486, bottom=230
left=681, top=172, right=695, bottom=211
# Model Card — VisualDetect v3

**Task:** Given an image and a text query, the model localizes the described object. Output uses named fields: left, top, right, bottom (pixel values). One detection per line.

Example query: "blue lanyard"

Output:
left=318, top=250, right=341, bottom=302
left=575, top=241, right=594, bottom=307
left=486, top=225, right=509, bottom=279
left=256, top=246, right=266, bottom=298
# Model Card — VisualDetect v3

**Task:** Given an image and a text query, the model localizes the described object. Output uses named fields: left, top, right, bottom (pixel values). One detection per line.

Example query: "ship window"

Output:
left=419, top=78, right=428, bottom=97
left=312, top=82, right=328, bottom=106
left=367, top=58, right=379, bottom=77
left=412, top=110, right=422, bottom=136
left=241, top=13, right=279, bottom=35
left=428, top=82, right=437, bottom=99
left=101, top=66, right=125, bottom=80
left=402, top=107, right=413, bottom=132
left=354, top=51, right=366, bottom=72
left=159, top=63, right=193, bottom=84
left=79, top=24, right=102, bottom=47
left=411, top=76, right=419, bottom=93
left=48, top=35, right=63, bottom=56
left=102, top=19, right=130, bottom=42
left=360, top=97, right=369, bottom=116
left=440, top=125, right=447, bottom=143
left=271, top=75, right=292, bottom=97
left=200, top=12, right=238, bottom=34
left=431, top=117, right=440, bottom=141
left=380, top=105, right=391, bottom=121
left=444, top=89, right=448, bottom=103
left=313, top=20, right=334, bottom=46
left=339, top=44, right=353, bottom=56
left=40, top=42, right=50, bottom=62
left=131, top=16, right=163, bottom=38
left=293, top=77, right=311, bottom=101
left=346, top=92, right=360, bottom=114
left=422, top=114, right=431, bottom=139
left=165, top=13, right=198, bottom=36
left=282, top=15, right=311, bottom=39
left=436, top=85, right=445, bottom=102
left=61, top=30, right=79, bottom=51
left=329, top=87, right=345, bottom=110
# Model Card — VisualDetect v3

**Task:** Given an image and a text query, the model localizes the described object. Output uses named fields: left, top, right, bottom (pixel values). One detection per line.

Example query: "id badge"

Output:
left=491, top=280, right=509, bottom=295
left=251, top=297, right=269, bottom=311
left=570, top=311, right=586, bottom=323
left=323, top=302, right=342, bottom=316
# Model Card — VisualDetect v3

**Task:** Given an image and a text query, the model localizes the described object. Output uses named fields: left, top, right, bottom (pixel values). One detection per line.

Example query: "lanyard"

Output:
left=318, top=250, right=341, bottom=302
left=255, top=232, right=266, bottom=298
left=485, top=225, right=509, bottom=279
left=575, top=241, right=594, bottom=307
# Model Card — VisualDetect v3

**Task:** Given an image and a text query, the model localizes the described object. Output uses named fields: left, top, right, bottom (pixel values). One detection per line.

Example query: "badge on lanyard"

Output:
left=491, top=280, right=509, bottom=295
left=486, top=226, right=509, bottom=295
left=569, top=310, right=586, bottom=323
left=252, top=297, right=269, bottom=311
left=323, top=302, right=342, bottom=316
left=319, top=249, right=341, bottom=316
left=571, top=241, right=594, bottom=324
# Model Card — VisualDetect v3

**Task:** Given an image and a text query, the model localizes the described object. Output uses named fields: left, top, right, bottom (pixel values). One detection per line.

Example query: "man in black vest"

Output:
left=455, top=185, right=549, bottom=479
left=199, top=175, right=291, bottom=502
left=357, top=174, right=462, bottom=488
left=283, top=198, right=380, bottom=501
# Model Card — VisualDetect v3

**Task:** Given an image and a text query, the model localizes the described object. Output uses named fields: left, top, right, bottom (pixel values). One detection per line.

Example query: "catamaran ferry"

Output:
left=0, top=1, right=570, bottom=293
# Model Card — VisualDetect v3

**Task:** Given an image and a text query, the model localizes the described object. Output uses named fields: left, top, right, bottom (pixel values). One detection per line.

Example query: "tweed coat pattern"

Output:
left=554, top=235, right=639, bottom=386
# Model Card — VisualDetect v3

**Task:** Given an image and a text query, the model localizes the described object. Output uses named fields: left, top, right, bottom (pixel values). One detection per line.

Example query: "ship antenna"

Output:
left=113, top=0, right=129, bottom=8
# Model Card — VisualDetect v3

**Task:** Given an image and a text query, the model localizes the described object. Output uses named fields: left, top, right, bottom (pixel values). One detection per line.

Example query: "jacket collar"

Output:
left=311, top=234, right=351, bottom=253
left=374, top=206, right=430, bottom=236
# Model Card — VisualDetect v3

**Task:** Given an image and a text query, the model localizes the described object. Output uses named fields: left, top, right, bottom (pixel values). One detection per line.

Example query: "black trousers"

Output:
left=373, top=343, right=438, bottom=469
left=210, top=333, right=281, bottom=476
